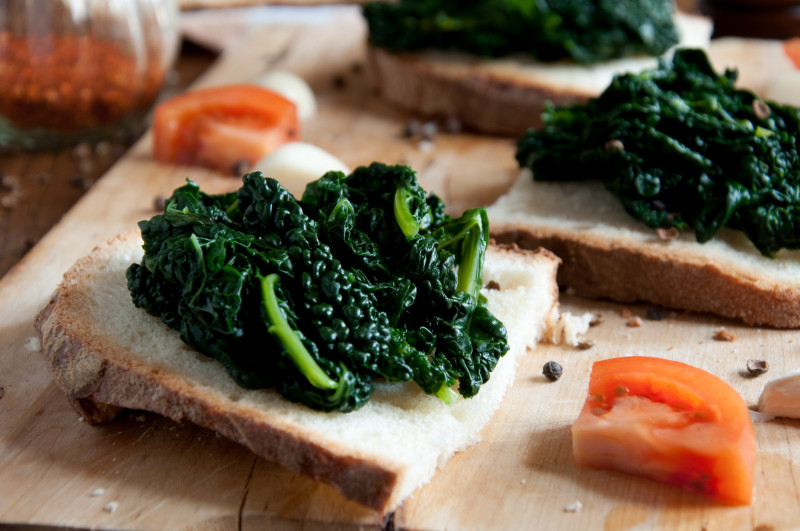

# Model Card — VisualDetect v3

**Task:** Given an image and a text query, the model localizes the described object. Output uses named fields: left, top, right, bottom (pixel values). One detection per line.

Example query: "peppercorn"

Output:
left=542, top=361, right=563, bottom=381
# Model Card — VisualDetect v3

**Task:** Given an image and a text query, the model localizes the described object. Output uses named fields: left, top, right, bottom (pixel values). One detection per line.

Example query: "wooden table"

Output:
left=3, top=5, right=800, bottom=530
left=0, top=41, right=218, bottom=280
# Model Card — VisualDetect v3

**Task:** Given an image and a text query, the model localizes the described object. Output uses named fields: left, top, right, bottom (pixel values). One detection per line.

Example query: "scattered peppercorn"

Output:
left=443, top=117, right=462, bottom=134
left=69, top=174, right=90, bottom=190
left=746, top=359, right=769, bottom=376
left=646, top=308, right=664, bottom=321
left=420, top=121, right=438, bottom=141
left=153, top=194, right=167, bottom=212
left=332, top=74, right=347, bottom=90
left=231, top=159, right=251, bottom=177
left=542, top=361, right=563, bottom=381
left=402, top=119, right=422, bottom=138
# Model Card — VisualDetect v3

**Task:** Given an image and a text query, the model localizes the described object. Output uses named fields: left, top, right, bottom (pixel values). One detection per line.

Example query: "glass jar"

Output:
left=0, top=0, right=180, bottom=149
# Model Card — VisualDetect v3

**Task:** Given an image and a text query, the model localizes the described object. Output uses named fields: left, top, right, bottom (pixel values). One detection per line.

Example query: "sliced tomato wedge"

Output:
left=152, top=84, right=299, bottom=175
left=572, top=356, right=755, bottom=505
left=784, top=37, right=800, bottom=69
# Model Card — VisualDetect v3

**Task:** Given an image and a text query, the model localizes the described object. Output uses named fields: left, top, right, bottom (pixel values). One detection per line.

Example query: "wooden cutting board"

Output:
left=2, top=8, right=800, bottom=530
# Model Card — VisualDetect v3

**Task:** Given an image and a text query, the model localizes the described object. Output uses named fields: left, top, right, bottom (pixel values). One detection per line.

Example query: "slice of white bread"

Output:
left=34, top=229, right=560, bottom=514
left=487, top=171, right=800, bottom=329
left=367, top=12, right=712, bottom=136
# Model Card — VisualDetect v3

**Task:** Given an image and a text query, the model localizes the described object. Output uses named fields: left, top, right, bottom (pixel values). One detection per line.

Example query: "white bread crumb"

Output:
left=545, top=311, right=594, bottom=347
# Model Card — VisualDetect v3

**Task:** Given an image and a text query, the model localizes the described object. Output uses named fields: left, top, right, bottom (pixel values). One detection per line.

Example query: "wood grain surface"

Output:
left=1, top=8, right=799, bottom=531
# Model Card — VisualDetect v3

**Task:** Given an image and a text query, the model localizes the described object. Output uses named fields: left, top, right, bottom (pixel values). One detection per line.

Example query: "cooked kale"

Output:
left=127, top=163, right=509, bottom=412
left=516, top=48, right=800, bottom=257
left=362, top=0, right=679, bottom=63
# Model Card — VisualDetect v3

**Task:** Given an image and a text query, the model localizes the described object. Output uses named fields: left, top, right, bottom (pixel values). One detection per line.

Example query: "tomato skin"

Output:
left=784, top=37, right=800, bottom=69
left=572, top=356, right=755, bottom=505
left=152, top=84, right=298, bottom=175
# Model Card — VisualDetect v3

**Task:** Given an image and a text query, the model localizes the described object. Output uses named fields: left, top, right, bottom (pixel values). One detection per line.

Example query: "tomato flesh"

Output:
left=152, top=84, right=298, bottom=175
left=572, top=356, right=755, bottom=505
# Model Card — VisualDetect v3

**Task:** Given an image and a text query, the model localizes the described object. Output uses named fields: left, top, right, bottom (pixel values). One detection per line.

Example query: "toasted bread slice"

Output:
left=34, top=229, right=560, bottom=513
left=488, top=172, right=800, bottom=329
left=367, top=12, right=712, bottom=136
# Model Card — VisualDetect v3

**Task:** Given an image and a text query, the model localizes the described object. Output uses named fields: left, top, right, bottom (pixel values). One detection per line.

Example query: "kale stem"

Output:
left=260, top=274, right=337, bottom=390
left=225, top=199, right=240, bottom=217
left=435, top=383, right=460, bottom=404
left=394, top=187, right=422, bottom=238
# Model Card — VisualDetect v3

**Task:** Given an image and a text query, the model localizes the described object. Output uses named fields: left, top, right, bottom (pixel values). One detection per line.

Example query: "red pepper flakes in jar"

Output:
left=0, top=0, right=179, bottom=148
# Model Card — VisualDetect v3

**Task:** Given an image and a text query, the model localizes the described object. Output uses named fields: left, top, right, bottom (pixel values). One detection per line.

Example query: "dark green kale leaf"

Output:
left=362, top=0, right=679, bottom=64
left=128, top=164, right=509, bottom=412
left=516, top=48, right=800, bottom=257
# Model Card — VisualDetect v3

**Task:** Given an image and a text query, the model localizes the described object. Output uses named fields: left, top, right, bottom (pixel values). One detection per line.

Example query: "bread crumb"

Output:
left=656, top=227, right=680, bottom=241
left=564, top=501, right=582, bottom=513
left=576, top=339, right=594, bottom=350
left=546, top=311, right=594, bottom=347
left=24, top=336, right=41, bottom=352
left=746, top=359, right=769, bottom=376
left=589, top=313, right=604, bottom=327
left=620, top=308, right=632, bottom=318
left=713, top=328, right=736, bottom=342
left=90, top=488, right=105, bottom=497
left=627, top=317, right=643, bottom=328
left=520, top=479, right=527, bottom=485
left=103, top=501, right=118, bottom=513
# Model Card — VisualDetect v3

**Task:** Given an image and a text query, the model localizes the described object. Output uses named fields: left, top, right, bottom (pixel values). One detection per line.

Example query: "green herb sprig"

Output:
left=516, top=48, right=800, bottom=256
left=127, top=163, right=509, bottom=412
left=362, top=0, right=679, bottom=64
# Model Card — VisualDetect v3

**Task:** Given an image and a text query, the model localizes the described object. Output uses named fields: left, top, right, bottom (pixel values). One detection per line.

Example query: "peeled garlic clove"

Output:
left=254, top=70, right=317, bottom=121
left=757, top=369, right=800, bottom=419
left=250, top=142, right=350, bottom=197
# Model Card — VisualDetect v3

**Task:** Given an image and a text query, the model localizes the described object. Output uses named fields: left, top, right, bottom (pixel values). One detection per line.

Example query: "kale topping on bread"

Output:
left=516, top=48, right=800, bottom=257
left=362, top=0, right=680, bottom=63
left=127, top=163, right=509, bottom=412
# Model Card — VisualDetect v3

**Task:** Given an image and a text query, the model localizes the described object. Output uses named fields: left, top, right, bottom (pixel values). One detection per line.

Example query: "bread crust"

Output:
left=34, top=230, right=559, bottom=513
left=492, top=224, right=800, bottom=328
left=367, top=45, right=587, bottom=136
left=34, top=231, right=401, bottom=511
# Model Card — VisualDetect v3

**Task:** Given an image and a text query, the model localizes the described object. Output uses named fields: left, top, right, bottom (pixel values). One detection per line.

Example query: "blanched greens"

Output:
left=127, top=163, right=508, bottom=412
left=516, top=49, right=800, bottom=257
left=362, top=0, right=679, bottom=64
